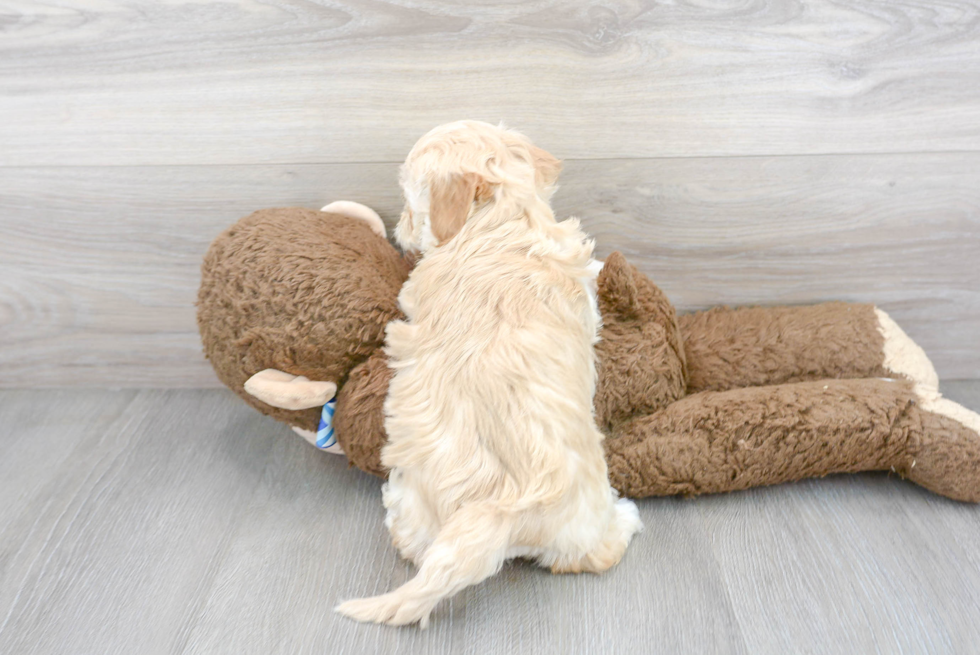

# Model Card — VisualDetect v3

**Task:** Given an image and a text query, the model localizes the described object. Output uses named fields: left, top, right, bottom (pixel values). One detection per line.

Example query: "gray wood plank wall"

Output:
left=1, top=0, right=979, bottom=385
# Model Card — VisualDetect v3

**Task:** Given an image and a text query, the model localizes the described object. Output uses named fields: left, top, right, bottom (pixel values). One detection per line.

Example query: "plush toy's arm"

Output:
left=594, top=252, right=688, bottom=430
left=604, top=377, right=980, bottom=502
left=678, top=303, right=938, bottom=394
left=333, top=350, right=392, bottom=478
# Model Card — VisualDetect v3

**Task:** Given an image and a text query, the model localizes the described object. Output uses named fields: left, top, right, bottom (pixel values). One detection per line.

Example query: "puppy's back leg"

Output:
left=550, top=498, right=642, bottom=574
left=336, top=503, right=513, bottom=628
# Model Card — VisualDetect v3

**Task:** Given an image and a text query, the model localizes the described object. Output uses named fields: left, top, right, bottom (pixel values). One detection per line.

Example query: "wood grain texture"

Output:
left=698, top=477, right=980, bottom=653
left=1, top=385, right=979, bottom=654
left=182, top=464, right=748, bottom=655
left=2, top=0, right=980, bottom=165
left=2, top=152, right=978, bottom=386
left=0, top=389, right=279, bottom=655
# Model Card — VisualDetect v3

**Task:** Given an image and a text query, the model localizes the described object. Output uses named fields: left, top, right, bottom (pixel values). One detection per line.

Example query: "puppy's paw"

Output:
left=614, top=497, right=644, bottom=539
left=549, top=498, right=643, bottom=575
left=336, top=592, right=436, bottom=628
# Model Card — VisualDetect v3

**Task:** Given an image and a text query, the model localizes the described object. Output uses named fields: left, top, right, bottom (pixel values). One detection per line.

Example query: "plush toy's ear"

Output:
left=530, top=145, right=562, bottom=189
left=243, top=368, right=337, bottom=411
left=428, top=172, right=492, bottom=246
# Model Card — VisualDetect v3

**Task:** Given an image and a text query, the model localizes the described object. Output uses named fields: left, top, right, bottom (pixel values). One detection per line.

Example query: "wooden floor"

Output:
left=0, top=382, right=978, bottom=655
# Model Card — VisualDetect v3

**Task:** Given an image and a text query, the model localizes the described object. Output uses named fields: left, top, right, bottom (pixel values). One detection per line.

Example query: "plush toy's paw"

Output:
left=243, top=368, right=336, bottom=410
left=596, top=251, right=639, bottom=318
left=875, top=308, right=940, bottom=392
left=919, top=395, right=980, bottom=439
left=908, top=393, right=980, bottom=503
left=321, top=201, right=386, bottom=239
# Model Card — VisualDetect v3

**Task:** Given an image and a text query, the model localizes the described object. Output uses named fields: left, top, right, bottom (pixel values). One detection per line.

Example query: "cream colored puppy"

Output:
left=336, top=121, right=642, bottom=627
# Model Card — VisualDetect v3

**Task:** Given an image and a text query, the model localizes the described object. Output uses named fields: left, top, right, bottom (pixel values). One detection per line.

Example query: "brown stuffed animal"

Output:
left=198, top=204, right=980, bottom=502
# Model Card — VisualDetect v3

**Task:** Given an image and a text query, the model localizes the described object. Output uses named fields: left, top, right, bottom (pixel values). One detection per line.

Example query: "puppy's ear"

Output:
left=429, top=172, right=491, bottom=245
left=530, top=145, right=562, bottom=189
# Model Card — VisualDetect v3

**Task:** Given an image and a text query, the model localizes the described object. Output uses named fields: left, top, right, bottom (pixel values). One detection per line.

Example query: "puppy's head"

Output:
left=396, top=120, right=562, bottom=253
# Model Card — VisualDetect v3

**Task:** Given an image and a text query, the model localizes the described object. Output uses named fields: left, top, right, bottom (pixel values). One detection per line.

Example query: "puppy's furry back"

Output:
left=337, top=121, right=640, bottom=627
left=382, top=214, right=605, bottom=512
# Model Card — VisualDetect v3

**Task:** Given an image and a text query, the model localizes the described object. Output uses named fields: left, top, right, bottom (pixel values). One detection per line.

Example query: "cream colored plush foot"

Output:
left=875, top=308, right=940, bottom=392
left=918, top=395, right=980, bottom=436
left=244, top=368, right=337, bottom=410
left=321, top=200, right=386, bottom=239
left=874, top=308, right=980, bottom=433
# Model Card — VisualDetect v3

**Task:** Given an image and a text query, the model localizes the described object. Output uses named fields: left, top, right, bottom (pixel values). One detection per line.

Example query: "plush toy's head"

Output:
left=197, top=208, right=412, bottom=432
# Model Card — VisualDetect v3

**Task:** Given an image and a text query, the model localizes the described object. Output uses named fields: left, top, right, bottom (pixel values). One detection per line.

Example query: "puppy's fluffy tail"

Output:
left=336, top=503, right=513, bottom=628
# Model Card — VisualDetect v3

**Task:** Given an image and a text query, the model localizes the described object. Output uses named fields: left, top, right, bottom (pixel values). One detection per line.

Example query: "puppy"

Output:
left=336, top=121, right=642, bottom=627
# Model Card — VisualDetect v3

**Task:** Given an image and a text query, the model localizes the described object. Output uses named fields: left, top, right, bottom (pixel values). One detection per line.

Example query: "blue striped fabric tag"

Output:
left=316, top=397, right=337, bottom=450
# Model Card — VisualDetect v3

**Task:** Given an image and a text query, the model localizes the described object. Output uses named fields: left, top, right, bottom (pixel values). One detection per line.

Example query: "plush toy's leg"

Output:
left=320, top=201, right=386, bottom=239
left=910, top=401, right=980, bottom=502
left=678, top=303, right=937, bottom=393
left=604, top=378, right=980, bottom=502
